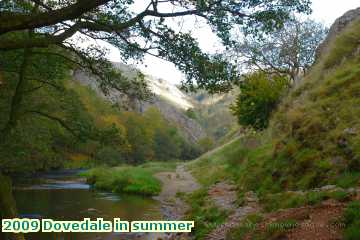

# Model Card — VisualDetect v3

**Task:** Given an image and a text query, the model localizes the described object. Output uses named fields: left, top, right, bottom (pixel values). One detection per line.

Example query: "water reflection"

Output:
left=13, top=171, right=161, bottom=240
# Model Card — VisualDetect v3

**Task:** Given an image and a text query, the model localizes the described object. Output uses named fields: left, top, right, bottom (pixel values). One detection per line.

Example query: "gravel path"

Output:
left=154, top=165, right=200, bottom=220
left=205, top=182, right=259, bottom=240
left=132, top=164, right=200, bottom=240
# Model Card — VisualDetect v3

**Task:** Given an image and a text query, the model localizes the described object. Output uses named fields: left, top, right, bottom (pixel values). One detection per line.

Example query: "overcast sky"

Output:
left=104, top=0, right=360, bottom=84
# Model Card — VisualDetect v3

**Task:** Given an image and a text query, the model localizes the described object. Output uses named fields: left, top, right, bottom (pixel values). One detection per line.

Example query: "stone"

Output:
left=320, top=185, right=337, bottom=191
left=244, top=191, right=259, bottom=203
left=316, top=7, right=360, bottom=59
left=344, top=127, right=357, bottom=135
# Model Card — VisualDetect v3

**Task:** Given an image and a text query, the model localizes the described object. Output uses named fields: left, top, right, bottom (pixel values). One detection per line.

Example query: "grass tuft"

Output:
left=81, top=166, right=162, bottom=196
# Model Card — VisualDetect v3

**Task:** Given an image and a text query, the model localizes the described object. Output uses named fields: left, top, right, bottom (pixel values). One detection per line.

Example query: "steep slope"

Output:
left=190, top=6, right=360, bottom=196
left=269, top=12, right=360, bottom=189
left=73, top=63, right=206, bottom=143
left=185, top=9, right=360, bottom=240
left=188, top=90, right=240, bottom=144
left=113, top=63, right=194, bottom=110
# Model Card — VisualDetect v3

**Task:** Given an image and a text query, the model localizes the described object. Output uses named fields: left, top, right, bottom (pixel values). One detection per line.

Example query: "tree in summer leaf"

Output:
left=0, top=0, right=312, bottom=143
left=230, top=72, right=289, bottom=130
left=0, top=1, right=312, bottom=234
left=231, top=18, right=328, bottom=84
left=0, top=0, right=312, bottom=92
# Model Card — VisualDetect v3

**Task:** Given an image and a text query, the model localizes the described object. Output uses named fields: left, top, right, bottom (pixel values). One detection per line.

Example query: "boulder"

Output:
left=316, top=7, right=360, bottom=59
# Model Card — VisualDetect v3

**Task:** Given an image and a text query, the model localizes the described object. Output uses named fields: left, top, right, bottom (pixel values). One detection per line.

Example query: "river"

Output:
left=13, top=170, right=163, bottom=240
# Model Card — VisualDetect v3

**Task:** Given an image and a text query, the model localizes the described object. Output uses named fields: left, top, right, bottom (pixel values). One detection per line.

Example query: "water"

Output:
left=13, top=170, right=162, bottom=240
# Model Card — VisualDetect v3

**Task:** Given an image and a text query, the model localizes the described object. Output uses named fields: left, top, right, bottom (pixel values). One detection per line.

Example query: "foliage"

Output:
left=138, top=161, right=178, bottom=174
left=226, top=214, right=263, bottom=240
left=94, top=146, right=125, bottom=166
left=188, top=20, right=360, bottom=222
left=68, top=84, right=199, bottom=165
left=0, top=68, right=196, bottom=173
left=231, top=72, right=289, bottom=130
left=81, top=166, right=162, bottom=196
left=0, top=48, right=97, bottom=172
left=185, top=109, right=198, bottom=120
left=185, top=189, right=228, bottom=239
left=0, top=0, right=313, bottom=173
left=179, top=141, right=203, bottom=161
left=343, top=201, right=360, bottom=240
left=261, top=190, right=352, bottom=212
left=0, top=0, right=311, bottom=94
left=197, top=137, right=215, bottom=153
left=233, top=18, right=328, bottom=82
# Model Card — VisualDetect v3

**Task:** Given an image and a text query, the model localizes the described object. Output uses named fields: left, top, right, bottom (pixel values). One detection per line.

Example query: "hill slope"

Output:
left=73, top=63, right=206, bottom=144
left=185, top=8, right=360, bottom=240
left=190, top=6, right=360, bottom=196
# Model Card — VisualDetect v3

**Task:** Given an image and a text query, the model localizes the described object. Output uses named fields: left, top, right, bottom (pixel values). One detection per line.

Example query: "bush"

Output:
left=226, top=214, right=263, bottom=240
left=185, top=109, right=197, bottom=119
left=231, top=72, right=289, bottom=130
left=343, top=201, right=360, bottom=240
left=185, top=189, right=228, bottom=239
left=198, top=137, right=215, bottom=153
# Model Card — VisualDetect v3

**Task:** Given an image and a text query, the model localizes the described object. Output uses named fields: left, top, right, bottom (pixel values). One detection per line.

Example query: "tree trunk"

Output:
left=0, top=173, right=25, bottom=240
left=0, top=42, right=31, bottom=144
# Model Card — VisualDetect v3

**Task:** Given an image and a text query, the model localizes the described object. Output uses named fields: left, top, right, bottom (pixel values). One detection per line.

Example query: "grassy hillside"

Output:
left=186, top=17, right=360, bottom=240
left=189, top=18, right=360, bottom=195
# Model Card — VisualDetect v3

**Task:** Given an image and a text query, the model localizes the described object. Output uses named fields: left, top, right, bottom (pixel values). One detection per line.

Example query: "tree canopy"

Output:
left=0, top=0, right=313, bottom=167
left=232, top=17, right=328, bottom=83
left=231, top=72, right=289, bottom=130
left=0, top=0, right=312, bottom=92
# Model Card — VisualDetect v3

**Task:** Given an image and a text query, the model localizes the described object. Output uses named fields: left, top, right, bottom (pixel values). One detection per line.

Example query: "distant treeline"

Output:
left=0, top=64, right=202, bottom=173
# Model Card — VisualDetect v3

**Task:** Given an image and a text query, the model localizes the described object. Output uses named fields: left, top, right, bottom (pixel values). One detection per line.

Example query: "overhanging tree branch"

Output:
left=0, top=0, right=111, bottom=35
left=26, top=110, right=79, bottom=138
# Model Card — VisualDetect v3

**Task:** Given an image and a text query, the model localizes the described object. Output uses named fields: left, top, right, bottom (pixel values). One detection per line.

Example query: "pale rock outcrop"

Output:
left=316, top=7, right=360, bottom=58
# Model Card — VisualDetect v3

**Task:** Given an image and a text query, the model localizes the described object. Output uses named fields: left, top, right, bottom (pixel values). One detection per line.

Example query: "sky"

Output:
left=104, top=0, right=360, bottom=84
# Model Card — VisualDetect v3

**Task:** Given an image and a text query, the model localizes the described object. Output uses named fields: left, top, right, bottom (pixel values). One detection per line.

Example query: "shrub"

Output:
left=307, top=191, right=328, bottom=205
left=327, top=191, right=351, bottom=202
left=226, top=214, right=263, bottom=240
left=343, top=201, right=360, bottom=240
left=231, top=72, right=289, bottom=130
left=198, top=137, right=215, bottom=153
left=337, top=172, right=360, bottom=188
left=185, top=189, right=228, bottom=239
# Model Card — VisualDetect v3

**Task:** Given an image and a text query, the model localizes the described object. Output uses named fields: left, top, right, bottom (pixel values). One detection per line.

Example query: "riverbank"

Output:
left=81, top=162, right=178, bottom=196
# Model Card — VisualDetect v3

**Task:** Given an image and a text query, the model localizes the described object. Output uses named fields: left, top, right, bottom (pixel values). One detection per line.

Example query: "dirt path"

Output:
left=241, top=200, right=345, bottom=240
left=128, top=165, right=200, bottom=240
left=205, top=182, right=260, bottom=240
left=154, top=164, right=200, bottom=220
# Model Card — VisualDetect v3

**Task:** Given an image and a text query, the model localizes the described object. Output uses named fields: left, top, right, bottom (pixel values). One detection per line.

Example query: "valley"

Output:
left=1, top=1, right=360, bottom=240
